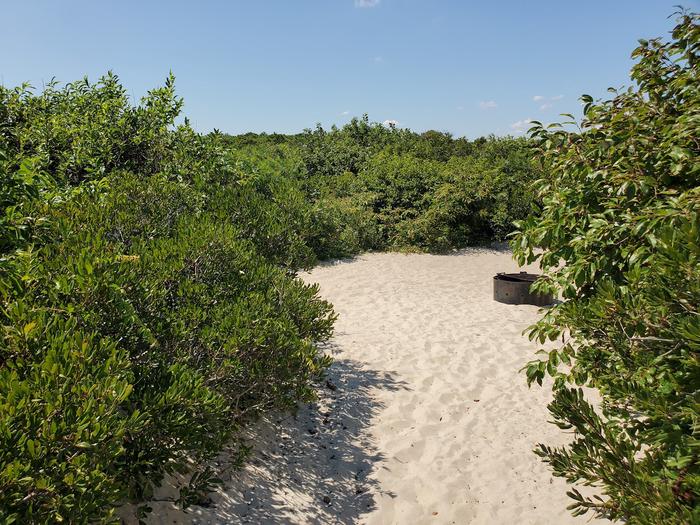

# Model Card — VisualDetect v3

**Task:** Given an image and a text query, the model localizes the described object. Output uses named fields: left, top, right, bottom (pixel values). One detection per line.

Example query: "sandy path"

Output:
left=144, top=248, right=596, bottom=524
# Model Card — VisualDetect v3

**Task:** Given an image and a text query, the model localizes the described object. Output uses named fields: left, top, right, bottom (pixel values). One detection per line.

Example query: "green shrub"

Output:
left=283, top=119, right=541, bottom=254
left=307, top=196, right=381, bottom=258
left=0, top=72, right=182, bottom=184
left=298, top=116, right=394, bottom=179
left=207, top=174, right=317, bottom=270
left=0, top=75, right=336, bottom=523
left=356, top=151, right=444, bottom=248
left=0, top=318, right=138, bottom=523
left=512, top=11, right=699, bottom=523
left=413, top=152, right=538, bottom=250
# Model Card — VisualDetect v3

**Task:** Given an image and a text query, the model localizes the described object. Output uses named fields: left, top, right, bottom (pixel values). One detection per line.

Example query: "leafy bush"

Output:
left=0, top=319, right=138, bottom=523
left=394, top=149, right=539, bottom=251
left=512, top=11, right=699, bottom=523
left=292, top=117, right=540, bottom=254
left=357, top=151, right=445, bottom=247
left=222, top=126, right=538, bottom=258
left=307, top=196, right=381, bottom=259
left=330, top=140, right=539, bottom=252
left=207, top=176, right=317, bottom=270
left=298, top=116, right=394, bottom=179
left=0, top=75, right=336, bottom=523
left=0, top=72, right=182, bottom=184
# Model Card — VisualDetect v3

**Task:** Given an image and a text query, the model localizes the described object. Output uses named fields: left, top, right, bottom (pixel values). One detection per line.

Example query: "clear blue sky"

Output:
left=1, top=1, right=696, bottom=138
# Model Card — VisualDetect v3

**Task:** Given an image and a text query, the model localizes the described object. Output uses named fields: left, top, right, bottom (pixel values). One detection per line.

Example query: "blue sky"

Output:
left=1, top=1, right=695, bottom=138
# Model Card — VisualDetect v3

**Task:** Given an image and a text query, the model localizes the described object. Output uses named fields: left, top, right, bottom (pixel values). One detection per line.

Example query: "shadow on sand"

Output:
left=180, top=354, right=409, bottom=524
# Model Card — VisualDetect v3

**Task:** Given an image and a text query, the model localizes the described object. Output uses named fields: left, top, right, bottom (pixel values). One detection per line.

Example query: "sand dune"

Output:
left=142, top=248, right=599, bottom=524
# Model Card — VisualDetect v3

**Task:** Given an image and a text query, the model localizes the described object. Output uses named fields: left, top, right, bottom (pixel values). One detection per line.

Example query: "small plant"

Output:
left=177, top=467, right=222, bottom=509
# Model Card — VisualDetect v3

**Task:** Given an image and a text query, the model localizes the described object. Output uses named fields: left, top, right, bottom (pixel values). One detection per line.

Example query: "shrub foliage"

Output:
left=512, top=12, right=699, bottom=524
left=0, top=75, right=335, bottom=523
left=238, top=116, right=542, bottom=255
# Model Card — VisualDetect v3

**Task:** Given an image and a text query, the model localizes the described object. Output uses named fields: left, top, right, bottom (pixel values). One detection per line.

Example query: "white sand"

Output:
left=140, top=248, right=599, bottom=524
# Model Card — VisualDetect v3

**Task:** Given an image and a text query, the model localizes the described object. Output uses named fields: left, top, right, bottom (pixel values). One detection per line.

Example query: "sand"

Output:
left=140, top=248, right=599, bottom=524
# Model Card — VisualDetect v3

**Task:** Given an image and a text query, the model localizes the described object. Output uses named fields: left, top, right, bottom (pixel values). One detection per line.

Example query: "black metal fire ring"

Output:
left=493, top=271, right=553, bottom=306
